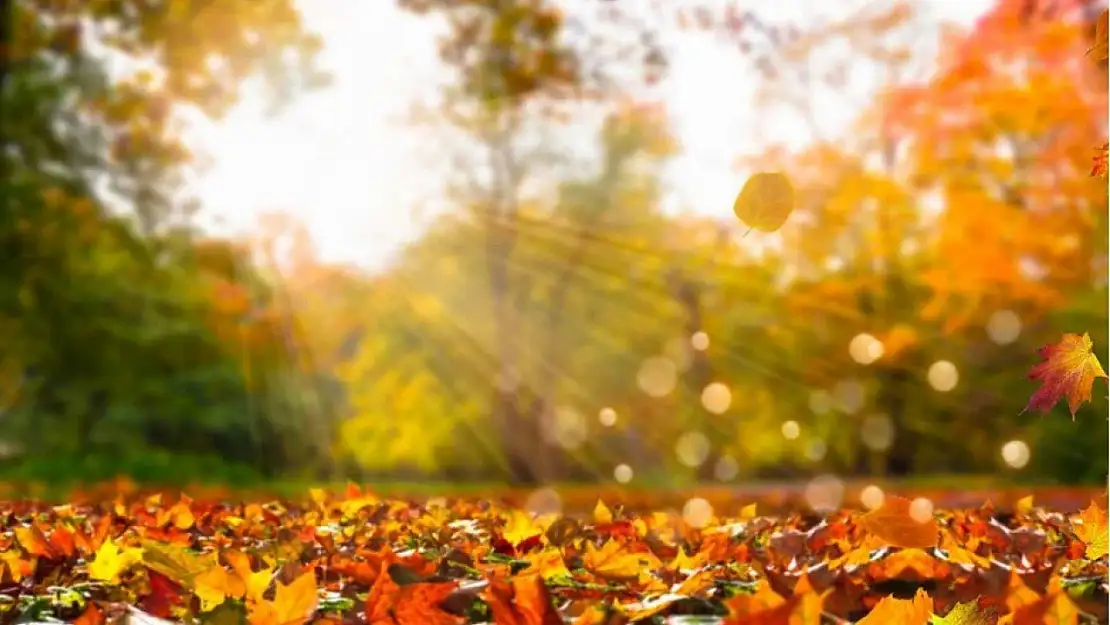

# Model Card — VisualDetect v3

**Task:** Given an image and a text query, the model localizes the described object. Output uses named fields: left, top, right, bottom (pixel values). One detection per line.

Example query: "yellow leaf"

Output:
left=87, top=537, right=143, bottom=585
left=1073, top=502, right=1108, bottom=560
left=738, top=503, right=758, bottom=520
left=194, top=565, right=239, bottom=612
left=933, top=600, right=993, bottom=624
left=523, top=548, right=571, bottom=580
left=139, top=540, right=213, bottom=588
left=583, top=540, right=660, bottom=580
left=1014, top=495, right=1034, bottom=516
left=501, top=509, right=545, bottom=545
left=593, top=499, right=613, bottom=524
left=733, top=171, right=795, bottom=233
left=248, top=569, right=319, bottom=625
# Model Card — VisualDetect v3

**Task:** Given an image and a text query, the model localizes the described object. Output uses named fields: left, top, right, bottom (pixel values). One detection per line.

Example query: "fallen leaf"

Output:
left=858, top=496, right=940, bottom=549
left=856, top=588, right=933, bottom=625
left=87, top=537, right=144, bottom=585
left=1072, top=501, right=1108, bottom=560
left=933, top=600, right=993, bottom=624
left=1023, top=332, right=1107, bottom=419
left=485, top=573, right=564, bottom=625
left=247, top=568, right=318, bottom=625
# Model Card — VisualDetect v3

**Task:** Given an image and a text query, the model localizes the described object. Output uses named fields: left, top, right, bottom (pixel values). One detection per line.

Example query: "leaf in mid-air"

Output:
left=1023, top=332, right=1107, bottom=419
left=733, top=172, right=795, bottom=234
left=1088, top=9, right=1108, bottom=62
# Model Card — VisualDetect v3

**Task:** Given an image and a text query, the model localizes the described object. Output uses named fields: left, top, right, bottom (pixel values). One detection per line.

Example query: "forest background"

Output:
left=2, top=0, right=1107, bottom=495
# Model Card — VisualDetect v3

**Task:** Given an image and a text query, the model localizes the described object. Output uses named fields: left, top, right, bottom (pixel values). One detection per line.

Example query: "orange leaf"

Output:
left=484, top=573, right=563, bottom=625
left=391, top=582, right=464, bottom=625
left=73, top=601, right=105, bottom=625
left=723, top=579, right=790, bottom=623
left=857, top=588, right=933, bottom=625
left=1023, top=332, right=1107, bottom=419
left=1072, top=502, right=1108, bottom=560
left=858, top=496, right=940, bottom=549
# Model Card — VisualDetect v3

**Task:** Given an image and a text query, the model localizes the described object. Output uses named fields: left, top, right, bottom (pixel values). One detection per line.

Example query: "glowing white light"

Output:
left=638, top=357, right=678, bottom=397
left=675, top=431, right=711, bottom=468
left=860, top=485, right=884, bottom=511
left=986, top=310, right=1022, bottom=345
left=682, top=498, right=714, bottom=528
left=809, top=390, right=832, bottom=415
left=701, top=382, right=732, bottom=414
left=1001, top=440, right=1030, bottom=469
left=849, top=333, right=884, bottom=365
left=598, top=407, right=618, bottom=427
left=550, top=406, right=588, bottom=450
left=804, top=474, right=844, bottom=513
left=524, top=488, right=562, bottom=516
left=781, top=420, right=801, bottom=440
left=928, top=360, right=959, bottom=392
left=714, top=455, right=739, bottom=481
left=804, top=439, right=827, bottom=462
left=909, top=498, right=934, bottom=524
left=860, top=414, right=894, bottom=451
left=613, top=463, right=634, bottom=483
left=834, top=379, right=865, bottom=414
left=691, top=331, right=710, bottom=351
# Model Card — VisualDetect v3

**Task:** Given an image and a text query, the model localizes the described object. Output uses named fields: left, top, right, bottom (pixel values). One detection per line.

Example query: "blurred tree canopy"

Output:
left=1, top=0, right=1106, bottom=488
left=1, top=0, right=332, bottom=483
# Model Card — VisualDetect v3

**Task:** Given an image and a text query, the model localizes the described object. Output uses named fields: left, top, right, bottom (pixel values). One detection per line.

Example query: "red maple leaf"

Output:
left=1023, top=332, right=1108, bottom=419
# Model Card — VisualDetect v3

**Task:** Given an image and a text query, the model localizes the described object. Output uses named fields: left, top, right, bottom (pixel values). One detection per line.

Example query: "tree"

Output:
left=1, top=0, right=330, bottom=480
left=394, top=0, right=667, bottom=485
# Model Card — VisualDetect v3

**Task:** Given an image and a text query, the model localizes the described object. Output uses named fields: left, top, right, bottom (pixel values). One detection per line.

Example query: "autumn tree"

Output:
left=394, top=0, right=668, bottom=485
left=1, top=0, right=330, bottom=480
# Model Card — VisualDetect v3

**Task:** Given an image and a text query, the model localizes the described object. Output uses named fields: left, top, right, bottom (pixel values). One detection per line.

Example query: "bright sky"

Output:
left=185, top=0, right=993, bottom=270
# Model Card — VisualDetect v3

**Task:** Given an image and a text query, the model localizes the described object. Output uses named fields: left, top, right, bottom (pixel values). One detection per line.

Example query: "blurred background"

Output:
left=2, top=0, right=1107, bottom=497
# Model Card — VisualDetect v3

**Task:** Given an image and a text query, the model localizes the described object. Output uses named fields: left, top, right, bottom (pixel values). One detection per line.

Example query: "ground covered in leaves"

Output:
left=0, top=485, right=1107, bottom=624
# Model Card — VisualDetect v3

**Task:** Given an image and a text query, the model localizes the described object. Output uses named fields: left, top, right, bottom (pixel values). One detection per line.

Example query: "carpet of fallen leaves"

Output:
left=0, top=485, right=1108, bottom=625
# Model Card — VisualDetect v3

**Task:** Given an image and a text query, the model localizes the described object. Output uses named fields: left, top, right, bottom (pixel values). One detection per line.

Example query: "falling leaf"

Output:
left=858, top=496, right=940, bottom=549
left=733, top=171, right=795, bottom=233
left=1088, top=9, right=1108, bottom=62
left=1072, top=502, right=1108, bottom=560
left=856, top=588, right=933, bottom=625
left=87, top=537, right=144, bottom=585
left=1023, top=332, right=1107, bottom=419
